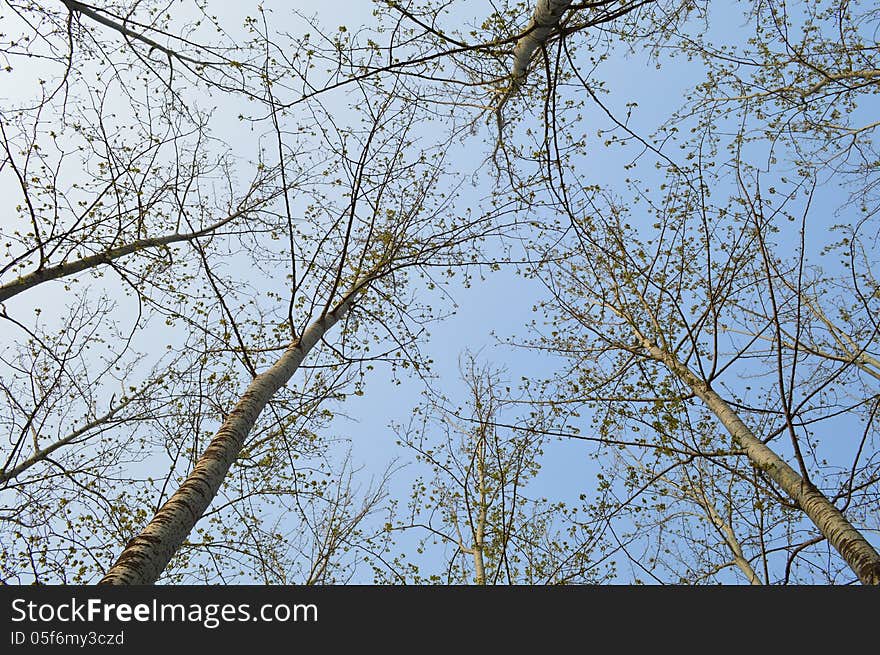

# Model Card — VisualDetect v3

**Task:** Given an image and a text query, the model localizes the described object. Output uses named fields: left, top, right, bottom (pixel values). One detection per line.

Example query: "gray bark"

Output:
left=99, top=286, right=362, bottom=584
left=642, top=338, right=880, bottom=585
left=61, top=0, right=207, bottom=66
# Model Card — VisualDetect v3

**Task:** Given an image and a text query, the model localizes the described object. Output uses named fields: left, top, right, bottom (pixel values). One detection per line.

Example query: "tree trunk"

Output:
left=699, top=489, right=763, bottom=585
left=510, top=0, right=573, bottom=84
left=99, top=287, right=362, bottom=584
left=473, top=432, right=488, bottom=585
left=495, top=0, right=573, bottom=118
left=642, top=339, right=880, bottom=585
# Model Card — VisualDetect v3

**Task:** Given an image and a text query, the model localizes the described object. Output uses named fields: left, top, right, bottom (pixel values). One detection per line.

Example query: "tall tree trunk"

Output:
left=641, top=338, right=880, bottom=585
left=473, top=431, right=488, bottom=585
left=99, top=286, right=363, bottom=584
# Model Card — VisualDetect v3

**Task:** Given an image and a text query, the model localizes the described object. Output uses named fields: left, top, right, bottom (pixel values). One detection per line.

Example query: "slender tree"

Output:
left=371, top=353, right=613, bottom=584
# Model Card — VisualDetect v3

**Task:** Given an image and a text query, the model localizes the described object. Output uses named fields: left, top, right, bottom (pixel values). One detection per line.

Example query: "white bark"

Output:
left=510, top=0, right=574, bottom=83
left=472, top=431, right=488, bottom=585
left=642, top=338, right=880, bottom=585
left=495, top=1, right=573, bottom=119
left=99, top=286, right=362, bottom=585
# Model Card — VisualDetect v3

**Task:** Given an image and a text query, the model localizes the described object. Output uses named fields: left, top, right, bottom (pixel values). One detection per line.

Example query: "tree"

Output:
left=1, top=0, right=290, bottom=583
left=371, top=352, right=613, bottom=584
left=460, top=0, right=880, bottom=584
left=2, top=0, right=521, bottom=583
left=519, top=153, right=880, bottom=583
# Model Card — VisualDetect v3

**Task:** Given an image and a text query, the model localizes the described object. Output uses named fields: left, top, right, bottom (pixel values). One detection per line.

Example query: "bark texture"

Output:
left=99, top=289, right=360, bottom=584
left=643, top=339, right=880, bottom=585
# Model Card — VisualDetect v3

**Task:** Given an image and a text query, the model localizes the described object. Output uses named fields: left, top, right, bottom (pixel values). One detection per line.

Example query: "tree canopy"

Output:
left=1, top=0, right=878, bottom=585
